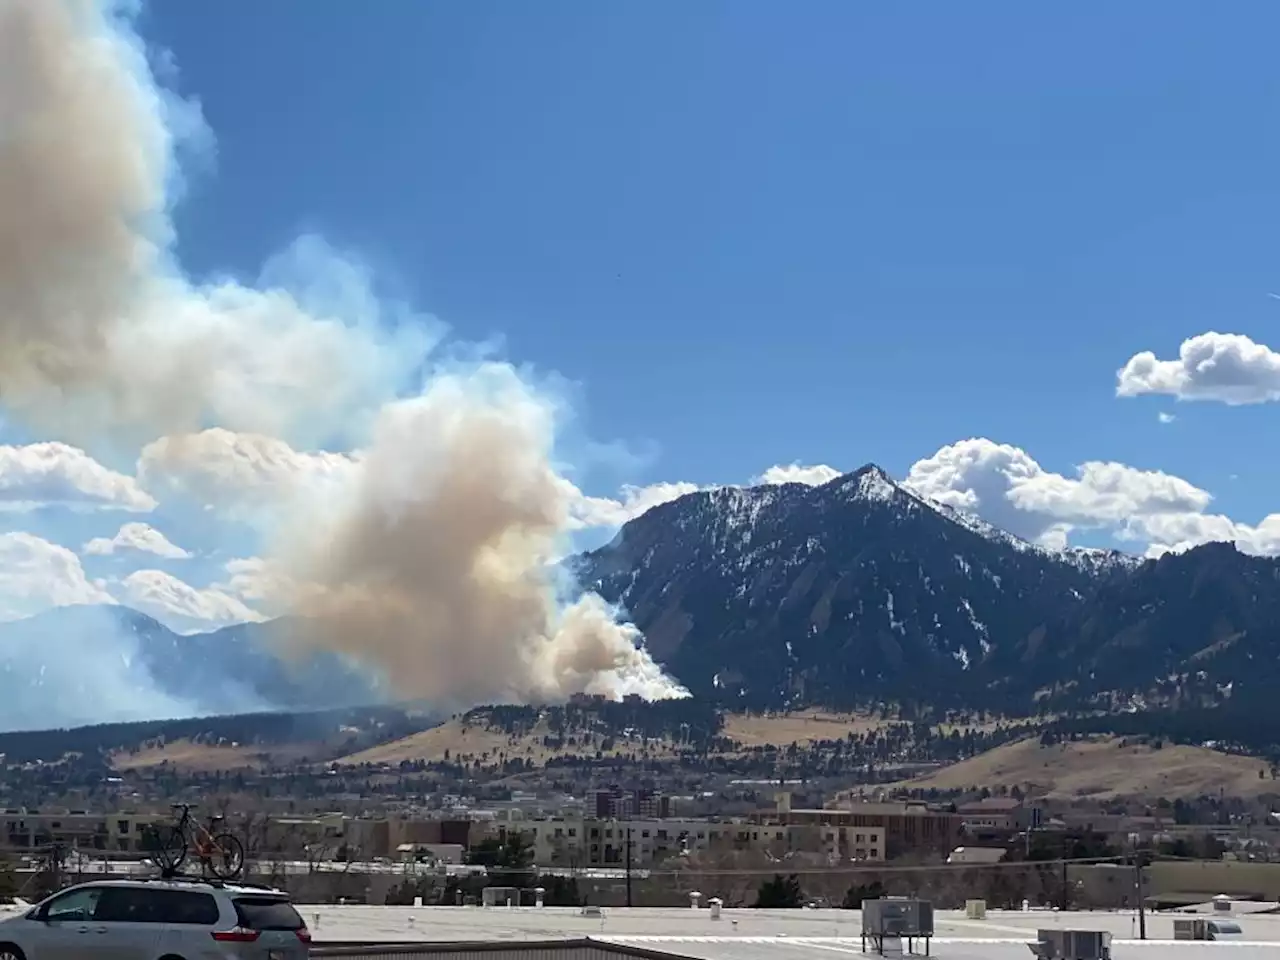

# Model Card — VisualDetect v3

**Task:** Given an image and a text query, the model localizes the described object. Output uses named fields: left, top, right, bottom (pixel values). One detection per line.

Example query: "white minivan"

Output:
left=0, top=877, right=311, bottom=960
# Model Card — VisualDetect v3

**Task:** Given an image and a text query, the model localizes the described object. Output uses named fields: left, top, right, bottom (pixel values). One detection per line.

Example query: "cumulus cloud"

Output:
left=110, top=569, right=264, bottom=634
left=214, top=556, right=316, bottom=618
left=1158, top=412, right=1176, bottom=424
left=904, top=438, right=1214, bottom=548
left=564, top=479, right=701, bottom=529
left=0, top=532, right=114, bottom=620
left=897, top=439, right=1280, bottom=558
left=560, top=463, right=841, bottom=531
left=1123, top=512, right=1280, bottom=559
left=137, top=428, right=357, bottom=521
left=83, top=521, right=191, bottom=559
left=1117, top=332, right=1280, bottom=405
left=0, top=442, right=154, bottom=512
left=754, top=463, right=842, bottom=487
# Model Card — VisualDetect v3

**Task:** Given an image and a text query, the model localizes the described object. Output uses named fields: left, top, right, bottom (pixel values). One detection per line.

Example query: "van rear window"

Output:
left=232, top=897, right=304, bottom=931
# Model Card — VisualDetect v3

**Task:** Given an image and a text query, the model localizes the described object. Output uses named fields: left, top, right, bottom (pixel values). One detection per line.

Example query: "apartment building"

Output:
left=1, top=809, right=156, bottom=854
left=957, top=797, right=1041, bottom=839
left=525, top=817, right=884, bottom=867
left=275, top=815, right=478, bottom=859
left=762, top=794, right=961, bottom=858
left=591, top=787, right=671, bottom=819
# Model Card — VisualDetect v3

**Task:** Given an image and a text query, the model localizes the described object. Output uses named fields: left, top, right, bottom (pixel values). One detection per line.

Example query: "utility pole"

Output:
left=625, top=827, right=633, bottom=907
left=1134, top=847, right=1147, bottom=940
left=1059, top=836, right=1069, bottom=911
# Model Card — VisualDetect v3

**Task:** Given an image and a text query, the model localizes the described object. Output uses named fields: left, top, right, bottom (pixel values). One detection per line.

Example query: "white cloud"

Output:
left=1157, top=412, right=1176, bottom=424
left=214, top=556, right=315, bottom=617
left=562, top=463, right=846, bottom=531
left=561, top=462, right=843, bottom=530
left=112, top=569, right=265, bottom=634
left=900, top=439, right=1280, bottom=558
left=564, top=479, right=701, bottom=529
left=217, top=556, right=277, bottom=602
left=753, top=463, right=841, bottom=486
left=1120, top=511, right=1280, bottom=559
left=83, top=521, right=191, bottom=559
left=0, top=532, right=115, bottom=620
left=1117, top=332, right=1280, bottom=405
left=137, top=427, right=358, bottom=519
left=904, top=438, right=1213, bottom=548
left=0, top=442, right=154, bottom=512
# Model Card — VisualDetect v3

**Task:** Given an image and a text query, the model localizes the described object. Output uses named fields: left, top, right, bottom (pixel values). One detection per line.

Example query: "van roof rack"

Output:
left=134, top=872, right=279, bottom=893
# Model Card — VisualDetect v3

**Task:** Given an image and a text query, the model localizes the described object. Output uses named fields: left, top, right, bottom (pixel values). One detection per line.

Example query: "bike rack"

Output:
left=138, top=865, right=256, bottom=886
left=141, top=822, right=247, bottom=883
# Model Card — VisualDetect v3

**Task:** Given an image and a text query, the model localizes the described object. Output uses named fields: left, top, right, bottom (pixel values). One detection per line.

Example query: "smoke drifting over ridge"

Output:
left=0, top=0, right=686, bottom=710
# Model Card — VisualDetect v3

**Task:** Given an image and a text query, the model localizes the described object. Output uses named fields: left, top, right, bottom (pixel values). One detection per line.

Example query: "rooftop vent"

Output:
left=1027, top=929, right=1112, bottom=960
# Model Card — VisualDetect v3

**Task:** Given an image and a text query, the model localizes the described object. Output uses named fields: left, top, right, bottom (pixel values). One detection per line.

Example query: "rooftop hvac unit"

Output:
left=861, top=898, right=935, bottom=955
left=1027, top=929, right=1112, bottom=960
left=480, top=886, right=519, bottom=907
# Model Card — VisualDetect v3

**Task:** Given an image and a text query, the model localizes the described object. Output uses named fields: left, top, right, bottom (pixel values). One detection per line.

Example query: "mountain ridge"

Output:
left=575, top=462, right=1273, bottom=716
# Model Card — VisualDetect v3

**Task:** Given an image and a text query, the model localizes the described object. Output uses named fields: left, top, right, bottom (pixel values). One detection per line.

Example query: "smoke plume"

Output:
left=0, top=0, right=686, bottom=711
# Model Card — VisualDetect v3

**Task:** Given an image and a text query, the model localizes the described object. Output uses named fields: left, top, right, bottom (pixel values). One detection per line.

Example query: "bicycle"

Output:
left=145, top=803, right=245, bottom=880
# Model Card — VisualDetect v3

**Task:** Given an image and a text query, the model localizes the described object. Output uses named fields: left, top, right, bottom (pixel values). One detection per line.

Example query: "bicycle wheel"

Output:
left=145, top=824, right=188, bottom=874
left=205, top=833, right=245, bottom=880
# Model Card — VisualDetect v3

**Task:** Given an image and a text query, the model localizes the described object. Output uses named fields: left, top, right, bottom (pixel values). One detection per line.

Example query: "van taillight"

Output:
left=296, top=928, right=312, bottom=942
left=212, top=927, right=261, bottom=942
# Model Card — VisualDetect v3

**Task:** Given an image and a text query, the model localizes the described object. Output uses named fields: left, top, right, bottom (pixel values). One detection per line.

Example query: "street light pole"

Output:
left=1133, top=841, right=1146, bottom=940
left=625, top=827, right=633, bottom=907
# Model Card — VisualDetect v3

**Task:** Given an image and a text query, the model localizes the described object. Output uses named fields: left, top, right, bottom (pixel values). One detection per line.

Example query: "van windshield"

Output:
left=1211, top=921, right=1242, bottom=934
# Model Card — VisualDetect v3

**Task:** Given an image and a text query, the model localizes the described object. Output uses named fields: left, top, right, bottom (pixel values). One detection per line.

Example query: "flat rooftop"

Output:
left=7, top=902, right=1280, bottom=956
left=294, top=904, right=1280, bottom=946
left=600, top=940, right=1280, bottom=959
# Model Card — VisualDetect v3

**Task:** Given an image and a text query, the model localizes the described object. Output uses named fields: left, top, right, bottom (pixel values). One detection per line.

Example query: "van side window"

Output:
left=156, top=889, right=220, bottom=925
left=94, top=887, right=162, bottom=924
left=44, top=887, right=104, bottom=922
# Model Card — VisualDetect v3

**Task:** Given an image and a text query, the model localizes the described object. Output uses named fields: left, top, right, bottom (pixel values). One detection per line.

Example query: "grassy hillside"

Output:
left=888, top=735, right=1277, bottom=800
left=337, top=713, right=688, bottom=766
left=336, top=707, right=1018, bottom=768
left=110, top=739, right=323, bottom=772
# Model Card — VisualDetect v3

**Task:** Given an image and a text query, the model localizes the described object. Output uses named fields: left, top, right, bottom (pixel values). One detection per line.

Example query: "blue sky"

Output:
left=2, top=0, right=1280, bottom=650
left=136, top=2, right=1280, bottom=514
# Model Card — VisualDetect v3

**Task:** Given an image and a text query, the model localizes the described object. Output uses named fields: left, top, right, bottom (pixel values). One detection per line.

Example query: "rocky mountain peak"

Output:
left=577, top=469, right=1280, bottom=716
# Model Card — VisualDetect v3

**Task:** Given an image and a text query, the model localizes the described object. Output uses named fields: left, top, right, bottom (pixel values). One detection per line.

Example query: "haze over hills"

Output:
left=0, top=605, right=387, bottom=731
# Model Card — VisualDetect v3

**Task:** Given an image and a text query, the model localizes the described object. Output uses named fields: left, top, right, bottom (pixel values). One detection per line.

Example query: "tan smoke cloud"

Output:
left=0, top=0, right=426, bottom=448
left=272, top=369, right=685, bottom=704
left=0, top=0, right=686, bottom=707
left=0, top=0, right=163, bottom=433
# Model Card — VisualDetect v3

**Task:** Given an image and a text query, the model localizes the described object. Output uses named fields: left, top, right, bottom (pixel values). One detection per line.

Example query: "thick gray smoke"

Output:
left=0, top=0, right=686, bottom=712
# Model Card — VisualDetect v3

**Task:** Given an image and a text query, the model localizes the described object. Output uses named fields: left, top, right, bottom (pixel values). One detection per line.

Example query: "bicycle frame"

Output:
left=173, top=806, right=232, bottom=862
left=148, top=805, right=245, bottom=882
